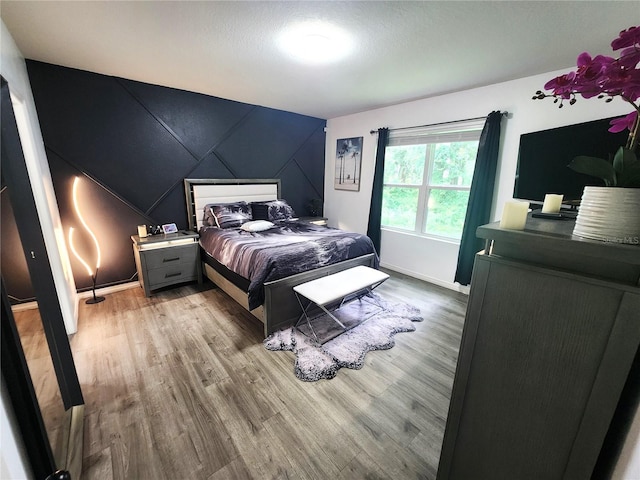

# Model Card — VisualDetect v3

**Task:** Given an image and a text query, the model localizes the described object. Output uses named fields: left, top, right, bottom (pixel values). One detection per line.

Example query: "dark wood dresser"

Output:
left=437, top=214, right=640, bottom=480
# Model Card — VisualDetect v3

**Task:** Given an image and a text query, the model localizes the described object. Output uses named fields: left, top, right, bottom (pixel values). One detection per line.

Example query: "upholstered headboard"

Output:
left=184, top=178, right=281, bottom=231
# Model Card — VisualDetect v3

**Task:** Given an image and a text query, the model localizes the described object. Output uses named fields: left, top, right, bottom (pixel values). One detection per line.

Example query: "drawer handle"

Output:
left=163, top=257, right=180, bottom=263
left=165, top=272, right=182, bottom=278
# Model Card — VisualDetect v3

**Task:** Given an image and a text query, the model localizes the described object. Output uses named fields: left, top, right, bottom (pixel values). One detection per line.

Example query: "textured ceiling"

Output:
left=1, top=1, right=638, bottom=119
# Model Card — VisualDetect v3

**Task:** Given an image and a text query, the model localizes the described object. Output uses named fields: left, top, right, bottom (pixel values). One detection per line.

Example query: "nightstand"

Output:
left=296, top=216, right=328, bottom=226
left=131, top=231, right=202, bottom=297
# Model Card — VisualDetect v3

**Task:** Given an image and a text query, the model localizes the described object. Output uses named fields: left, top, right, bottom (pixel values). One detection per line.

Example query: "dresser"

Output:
left=131, top=231, right=202, bottom=297
left=437, top=215, right=640, bottom=480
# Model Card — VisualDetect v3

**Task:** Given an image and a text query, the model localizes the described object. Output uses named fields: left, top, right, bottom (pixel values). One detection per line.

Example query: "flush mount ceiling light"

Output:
left=278, top=21, right=353, bottom=65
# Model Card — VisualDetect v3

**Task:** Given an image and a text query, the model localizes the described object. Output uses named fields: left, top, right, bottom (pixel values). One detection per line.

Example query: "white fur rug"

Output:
left=263, top=294, right=423, bottom=381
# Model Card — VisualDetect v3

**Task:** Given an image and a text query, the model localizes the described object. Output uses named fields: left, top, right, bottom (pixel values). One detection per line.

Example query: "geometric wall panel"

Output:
left=215, top=107, right=325, bottom=179
left=1, top=187, right=34, bottom=302
left=46, top=149, right=144, bottom=291
left=118, top=78, right=255, bottom=161
left=28, top=63, right=200, bottom=213
left=13, top=60, right=326, bottom=295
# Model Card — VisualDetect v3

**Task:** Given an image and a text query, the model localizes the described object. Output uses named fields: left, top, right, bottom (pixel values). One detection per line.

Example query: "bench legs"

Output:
left=294, top=280, right=387, bottom=343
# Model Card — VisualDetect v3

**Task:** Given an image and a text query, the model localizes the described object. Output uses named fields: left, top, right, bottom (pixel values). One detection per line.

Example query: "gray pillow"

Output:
left=203, top=202, right=252, bottom=228
left=251, top=200, right=295, bottom=222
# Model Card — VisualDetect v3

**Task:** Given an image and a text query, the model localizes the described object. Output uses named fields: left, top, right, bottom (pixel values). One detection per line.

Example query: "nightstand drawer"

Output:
left=143, top=244, right=198, bottom=270
left=146, top=263, right=199, bottom=288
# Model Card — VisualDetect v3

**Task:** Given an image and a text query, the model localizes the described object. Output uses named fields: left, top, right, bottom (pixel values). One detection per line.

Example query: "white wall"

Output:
left=324, top=69, right=631, bottom=290
left=0, top=381, right=32, bottom=480
left=1, top=19, right=78, bottom=332
left=324, top=66, right=638, bottom=479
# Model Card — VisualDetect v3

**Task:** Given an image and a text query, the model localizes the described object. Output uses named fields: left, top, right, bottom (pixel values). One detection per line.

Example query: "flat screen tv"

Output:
left=514, top=116, right=628, bottom=205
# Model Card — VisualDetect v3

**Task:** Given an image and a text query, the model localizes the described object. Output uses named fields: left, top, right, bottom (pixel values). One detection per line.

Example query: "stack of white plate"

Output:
left=573, top=186, right=640, bottom=244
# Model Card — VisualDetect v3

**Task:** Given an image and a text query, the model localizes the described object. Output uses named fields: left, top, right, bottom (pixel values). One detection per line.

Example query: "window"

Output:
left=381, top=119, right=483, bottom=240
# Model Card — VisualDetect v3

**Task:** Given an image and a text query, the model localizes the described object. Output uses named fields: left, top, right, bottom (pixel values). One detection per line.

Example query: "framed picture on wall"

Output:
left=334, top=136, right=363, bottom=191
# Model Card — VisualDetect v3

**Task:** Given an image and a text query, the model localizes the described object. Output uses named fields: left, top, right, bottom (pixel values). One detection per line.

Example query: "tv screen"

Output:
left=514, top=117, right=628, bottom=204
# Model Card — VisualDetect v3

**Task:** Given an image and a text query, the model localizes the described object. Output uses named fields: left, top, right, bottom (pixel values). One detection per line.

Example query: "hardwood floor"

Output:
left=18, top=271, right=467, bottom=479
left=13, top=307, right=68, bottom=469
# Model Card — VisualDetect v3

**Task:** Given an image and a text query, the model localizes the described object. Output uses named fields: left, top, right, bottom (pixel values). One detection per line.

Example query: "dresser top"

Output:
left=477, top=214, right=640, bottom=284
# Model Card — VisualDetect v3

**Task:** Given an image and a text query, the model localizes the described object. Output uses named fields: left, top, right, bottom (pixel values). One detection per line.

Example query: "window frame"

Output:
left=380, top=119, right=484, bottom=241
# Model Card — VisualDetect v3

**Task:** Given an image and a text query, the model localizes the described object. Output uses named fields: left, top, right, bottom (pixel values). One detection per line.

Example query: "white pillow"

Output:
left=240, top=220, right=275, bottom=232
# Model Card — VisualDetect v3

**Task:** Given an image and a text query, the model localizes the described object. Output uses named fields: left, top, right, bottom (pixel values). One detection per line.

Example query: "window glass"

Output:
left=383, top=145, right=426, bottom=185
left=431, top=142, right=478, bottom=186
left=380, top=121, right=482, bottom=241
left=381, top=186, right=419, bottom=230
left=425, top=189, right=471, bottom=238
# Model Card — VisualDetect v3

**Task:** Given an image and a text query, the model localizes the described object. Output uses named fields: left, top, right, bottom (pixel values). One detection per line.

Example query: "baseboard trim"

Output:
left=10, top=278, right=140, bottom=308
left=379, top=262, right=470, bottom=295
left=76, top=281, right=140, bottom=300
left=10, top=301, right=39, bottom=312
left=11, top=281, right=141, bottom=312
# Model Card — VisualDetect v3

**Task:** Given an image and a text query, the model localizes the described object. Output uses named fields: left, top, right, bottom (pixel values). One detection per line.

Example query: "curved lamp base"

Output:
left=85, top=296, right=105, bottom=304
left=84, top=272, right=106, bottom=305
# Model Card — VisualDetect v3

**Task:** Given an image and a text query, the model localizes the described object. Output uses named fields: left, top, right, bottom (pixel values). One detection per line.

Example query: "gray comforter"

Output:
left=199, top=221, right=378, bottom=309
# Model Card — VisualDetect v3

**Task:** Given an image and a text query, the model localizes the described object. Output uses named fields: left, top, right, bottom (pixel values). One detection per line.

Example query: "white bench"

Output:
left=293, top=266, right=390, bottom=342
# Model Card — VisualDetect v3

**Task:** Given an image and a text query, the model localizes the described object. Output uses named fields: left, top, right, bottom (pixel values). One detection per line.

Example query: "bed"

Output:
left=184, top=178, right=378, bottom=336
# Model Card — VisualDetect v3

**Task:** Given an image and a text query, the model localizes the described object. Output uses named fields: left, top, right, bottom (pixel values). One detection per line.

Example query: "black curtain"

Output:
left=454, top=111, right=503, bottom=286
left=366, top=128, right=389, bottom=254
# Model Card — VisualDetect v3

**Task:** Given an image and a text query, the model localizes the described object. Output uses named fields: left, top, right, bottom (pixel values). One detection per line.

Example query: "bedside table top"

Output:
left=295, top=216, right=328, bottom=224
left=131, top=230, right=199, bottom=247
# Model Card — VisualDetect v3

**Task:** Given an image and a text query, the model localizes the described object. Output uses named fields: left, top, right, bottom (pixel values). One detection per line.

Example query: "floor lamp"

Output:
left=68, top=177, right=105, bottom=304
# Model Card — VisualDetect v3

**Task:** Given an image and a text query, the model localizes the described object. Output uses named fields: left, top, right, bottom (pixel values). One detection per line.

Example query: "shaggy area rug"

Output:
left=263, top=293, right=423, bottom=381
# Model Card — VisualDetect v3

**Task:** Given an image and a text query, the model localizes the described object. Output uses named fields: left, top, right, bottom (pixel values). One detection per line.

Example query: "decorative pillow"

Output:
left=203, top=202, right=252, bottom=228
left=251, top=200, right=295, bottom=222
left=240, top=220, right=275, bottom=232
left=203, top=206, right=217, bottom=227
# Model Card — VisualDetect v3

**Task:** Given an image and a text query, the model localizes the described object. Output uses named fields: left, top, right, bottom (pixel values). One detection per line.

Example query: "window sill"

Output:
left=381, top=227, right=461, bottom=246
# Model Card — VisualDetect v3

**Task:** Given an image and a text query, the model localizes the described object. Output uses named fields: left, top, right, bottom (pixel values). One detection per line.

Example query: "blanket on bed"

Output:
left=199, top=221, right=378, bottom=310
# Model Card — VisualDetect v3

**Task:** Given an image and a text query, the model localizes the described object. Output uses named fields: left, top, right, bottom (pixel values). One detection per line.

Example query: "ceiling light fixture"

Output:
left=278, top=21, right=353, bottom=65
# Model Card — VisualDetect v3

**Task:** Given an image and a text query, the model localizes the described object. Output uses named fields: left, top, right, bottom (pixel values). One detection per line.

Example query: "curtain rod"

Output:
left=369, top=111, right=509, bottom=135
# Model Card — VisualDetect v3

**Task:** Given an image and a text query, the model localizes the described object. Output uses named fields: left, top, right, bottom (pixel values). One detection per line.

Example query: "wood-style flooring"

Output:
left=16, top=270, right=467, bottom=480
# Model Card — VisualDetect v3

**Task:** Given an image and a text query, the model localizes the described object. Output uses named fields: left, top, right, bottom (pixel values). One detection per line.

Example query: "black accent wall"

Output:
left=7, top=60, right=326, bottom=295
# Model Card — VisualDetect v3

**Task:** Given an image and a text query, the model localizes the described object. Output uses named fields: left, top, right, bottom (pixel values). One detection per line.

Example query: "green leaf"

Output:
left=612, top=146, right=638, bottom=176
left=568, top=156, right=617, bottom=186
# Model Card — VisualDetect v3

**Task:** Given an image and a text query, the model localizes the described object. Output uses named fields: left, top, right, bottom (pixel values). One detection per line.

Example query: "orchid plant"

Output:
left=533, top=25, right=640, bottom=187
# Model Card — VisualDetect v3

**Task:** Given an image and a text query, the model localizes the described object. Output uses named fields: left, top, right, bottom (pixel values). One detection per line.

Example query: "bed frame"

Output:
left=184, top=178, right=376, bottom=337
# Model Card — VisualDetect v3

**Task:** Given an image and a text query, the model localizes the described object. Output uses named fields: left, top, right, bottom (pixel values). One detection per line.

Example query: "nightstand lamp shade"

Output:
left=68, top=176, right=105, bottom=304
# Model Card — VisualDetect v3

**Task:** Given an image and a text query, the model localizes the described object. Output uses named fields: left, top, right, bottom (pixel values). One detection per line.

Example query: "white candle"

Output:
left=499, top=201, right=530, bottom=230
left=137, top=225, right=148, bottom=238
left=541, top=194, right=563, bottom=214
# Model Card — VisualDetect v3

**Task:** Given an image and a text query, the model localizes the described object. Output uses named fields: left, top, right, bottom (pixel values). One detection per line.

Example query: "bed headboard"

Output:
left=184, top=178, right=281, bottom=231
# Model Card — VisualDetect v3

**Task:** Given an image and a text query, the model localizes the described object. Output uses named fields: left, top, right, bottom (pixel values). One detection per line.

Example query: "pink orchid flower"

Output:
left=544, top=72, right=576, bottom=98
left=618, top=46, right=640, bottom=69
left=611, top=26, right=640, bottom=50
left=609, top=111, right=638, bottom=133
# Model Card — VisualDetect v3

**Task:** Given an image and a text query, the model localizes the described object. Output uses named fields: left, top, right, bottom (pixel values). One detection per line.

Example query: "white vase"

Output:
left=573, top=186, right=640, bottom=244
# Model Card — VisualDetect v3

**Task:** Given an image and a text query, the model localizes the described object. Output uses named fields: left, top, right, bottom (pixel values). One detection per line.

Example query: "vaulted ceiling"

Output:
left=1, top=1, right=637, bottom=119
